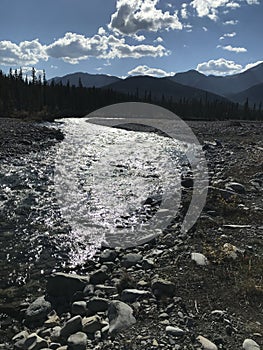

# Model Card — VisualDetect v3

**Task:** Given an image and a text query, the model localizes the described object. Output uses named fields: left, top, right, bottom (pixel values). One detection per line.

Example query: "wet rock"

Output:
left=82, top=315, right=102, bottom=334
left=24, top=296, right=52, bottom=327
left=197, top=335, right=218, bottom=350
left=191, top=252, right=209, bottom=266
left=151, top=278, right=176, bottom=298
left=165, top=326, right=185, bottom=336
left=243, top=339, right=260, bottom=350
left=87, top=297, right=108, bottom=313
left=67, top=332, right=87, bottom=350
left=71, top=301, right=87, bottom=316
left=90, top=269, right=109, bottom=285
left=60, top=315, right=83, bottom=340
left=121, top=289, right=152, bottom=303
left=24, top=333, right=48, bottom=350
left=121, top=253, right=143, bottom=268
left=108, top=300, right=136, bottom=335
left=47, top=273, right=89, bottom=299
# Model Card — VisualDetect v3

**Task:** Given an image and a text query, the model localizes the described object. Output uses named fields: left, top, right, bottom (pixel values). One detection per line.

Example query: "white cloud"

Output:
left=197, top=58, right=243, bottom=75
left=190, top=0, right=229, bottom=20
left=108, top=0, right=182, bottom=35
left=45, top=32, right=168, bottom=63
left=154, top=36, right=164, bottom=42
left=190, top=0, right=258, bottom=20
left=219, top=31, right=236, bottom=40
left=128, top=64, right=175, bottom=77
left=202, top=26, right=208, bottom=31
left=0, top=39, right=47, bottom=66
left=217, top=44, right=247, bottom=53
left=197, top=58, right=263, bottom=76
left=181, top=3, right=189, bottom=19
left=225, top=2, right=240, bottom=8
left=223, top=19, right=239, bottom=25
left=133, top=34, right=146, bottom=41
left=246, top=0, right=259, bottom=4
left=184, top=24, right=193, bottom=32
left=98, top=27, right=106, bottom=35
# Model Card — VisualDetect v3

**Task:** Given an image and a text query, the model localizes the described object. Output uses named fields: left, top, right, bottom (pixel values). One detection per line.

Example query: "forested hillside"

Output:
left=0, top=68, right=262, bottom=120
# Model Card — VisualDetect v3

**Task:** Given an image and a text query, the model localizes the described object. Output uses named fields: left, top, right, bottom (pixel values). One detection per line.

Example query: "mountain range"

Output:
left=50, top=62, right=263, bottom=106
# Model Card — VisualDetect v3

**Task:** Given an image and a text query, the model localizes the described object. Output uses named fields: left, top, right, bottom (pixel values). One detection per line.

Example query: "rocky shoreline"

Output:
left=0, top=119, right=262, bottom=350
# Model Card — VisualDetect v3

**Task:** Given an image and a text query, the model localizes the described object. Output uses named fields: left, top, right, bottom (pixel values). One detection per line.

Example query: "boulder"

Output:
left=108, top=300, right=136, bottom=335
left=24, top=296, right=52, bottom=327
left=47, top=273, right=89, bottom=299
left=60, top=315, right=83, bottom=339
left=121, top=289, right=152, bottom=303
left=23, top=333, right=48, bottom=350
left=87, top=297, right=109, bottom=313
left=121, top=253, right=142, bottom=268
left=151, top=278, right=176, bottom=298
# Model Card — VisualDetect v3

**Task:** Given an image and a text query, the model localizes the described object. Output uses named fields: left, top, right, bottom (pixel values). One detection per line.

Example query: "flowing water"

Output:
left=0, top=118, right=189, bottom=288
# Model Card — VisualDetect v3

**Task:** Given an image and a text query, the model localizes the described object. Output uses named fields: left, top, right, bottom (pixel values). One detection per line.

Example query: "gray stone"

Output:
left=12, top=330, right=29, bottom=342
left=25, top=296, right=51, bottom=327
left=87, top=297, right=108, bottom=313
left=151, top=278, right=176, bottom=297
left=243, top=339, right=260, bottom=350
left=191, top=252, right=209, bottom=266
left=47, top=273, right=89, bottom=299
left=67, top=332, right=87, bottom=350
left=108, top=300, right=136, bottom=335
left=90, top=269, right=109, bottom=285
left=60, top=315, right=83, bottom=339
left=50, top=326, right=61, bottom=342
left=142, top=258, right=155, bottom=270
left=197, top=335, right=218, bottom=350
left=166, top=326, right=185, bottom=336
left=121, top=253, right=142, bottom=268
left=24, top=333, right=48, bottom=350
left=82, top=315, right=102, bottom=334
left=71, top=301, right=87, bottom=316
left=121, top=289, right=152, bottom=303
left=100, top=249, right=117, bottom=263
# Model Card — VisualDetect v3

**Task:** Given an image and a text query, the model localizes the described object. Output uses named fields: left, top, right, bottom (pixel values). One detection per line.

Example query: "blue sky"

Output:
left=0, top=0, right=262, bottom=79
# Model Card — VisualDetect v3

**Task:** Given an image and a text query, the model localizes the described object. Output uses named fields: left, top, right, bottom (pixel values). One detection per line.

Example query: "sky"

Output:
left=0, top=0, right=262, bottom=80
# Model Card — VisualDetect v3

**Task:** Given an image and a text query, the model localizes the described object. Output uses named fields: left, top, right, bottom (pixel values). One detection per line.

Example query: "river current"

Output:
left=0, top=117, right=188, bottom=287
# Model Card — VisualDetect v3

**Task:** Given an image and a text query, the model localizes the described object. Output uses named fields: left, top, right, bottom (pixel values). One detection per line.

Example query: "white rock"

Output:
left=191, top=253, right=209, bottom=266
left=166, top=325, right=185, bottom=336
left=197, top=335, right=218, bottom=350
left=243, top=339, right=260, bottom=350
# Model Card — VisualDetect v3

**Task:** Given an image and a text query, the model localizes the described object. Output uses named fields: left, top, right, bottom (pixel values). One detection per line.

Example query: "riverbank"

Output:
left=0, top=118, right=63, bottom=160
left=0, top=118, right=262, bottom=349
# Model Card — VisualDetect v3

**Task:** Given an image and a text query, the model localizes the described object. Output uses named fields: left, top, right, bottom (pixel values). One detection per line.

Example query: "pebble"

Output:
left=243, top=339, right=260, bottom=350
left=121, top=253, right=143, bottom=267
left=191, top=252, right=209, bottom=266
left=166, top=326, right=185, bottom=337
left=197, top=335, right=218, bottom=350
left=67, top=332, right=87, bottom=350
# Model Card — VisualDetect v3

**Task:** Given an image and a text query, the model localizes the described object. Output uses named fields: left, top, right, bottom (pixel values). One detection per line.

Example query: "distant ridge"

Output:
left=170, top=62, right=263, bottom=97
left=102, top=75, right=229, bottom=103
left=48, top=72, right=121, bottom=88
left=48, top=62, right=263, bottom=106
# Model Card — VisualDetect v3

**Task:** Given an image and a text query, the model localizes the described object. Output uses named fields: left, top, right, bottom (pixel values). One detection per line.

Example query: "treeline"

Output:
left=0, top=68, right=262, bottom=121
